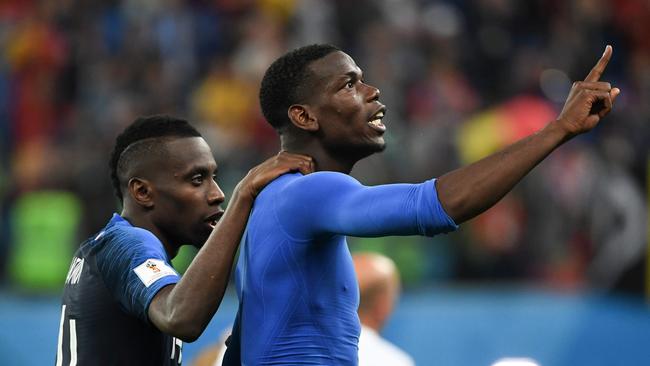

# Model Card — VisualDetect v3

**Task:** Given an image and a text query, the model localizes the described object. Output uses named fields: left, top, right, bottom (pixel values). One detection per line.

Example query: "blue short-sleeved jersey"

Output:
left=225, top=172, right=457, bottom=365
left=55, top=214, right=183, bottom=365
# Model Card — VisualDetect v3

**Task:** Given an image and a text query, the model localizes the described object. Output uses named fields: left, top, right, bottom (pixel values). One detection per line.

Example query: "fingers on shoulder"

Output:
left=277, top=152, right=314, bottom=172
left=272, top=152, right=314, bottom=174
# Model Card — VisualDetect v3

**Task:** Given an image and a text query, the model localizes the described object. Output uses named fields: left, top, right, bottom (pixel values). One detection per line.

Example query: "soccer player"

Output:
left=55, top=115, right=313, bottom=365
left=222, top=44, right=618, bottom=365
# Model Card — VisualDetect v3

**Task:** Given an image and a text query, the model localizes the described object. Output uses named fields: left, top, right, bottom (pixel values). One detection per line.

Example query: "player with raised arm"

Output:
left=222, top=44, right=618, bottom=365
left=55, top=115, right=313, bottom=365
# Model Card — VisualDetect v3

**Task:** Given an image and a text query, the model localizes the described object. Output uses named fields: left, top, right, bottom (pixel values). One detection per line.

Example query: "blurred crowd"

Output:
left=0, top=0, right=648, bottom=293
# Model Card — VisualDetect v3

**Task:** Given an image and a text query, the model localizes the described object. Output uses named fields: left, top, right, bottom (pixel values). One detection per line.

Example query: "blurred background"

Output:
left=0, top=0, right=648, bottom=365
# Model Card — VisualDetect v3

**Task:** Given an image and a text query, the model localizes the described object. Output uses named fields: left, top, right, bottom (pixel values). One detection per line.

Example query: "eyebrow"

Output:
left=183, top=164, right=218, bottom=178
left=329, top=69, right=363, bottom=89
left=343, top=70, right=362, bottom=80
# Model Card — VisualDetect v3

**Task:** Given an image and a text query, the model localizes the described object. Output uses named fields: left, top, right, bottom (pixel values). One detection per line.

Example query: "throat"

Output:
left=281, top=144, right=357, bottom=174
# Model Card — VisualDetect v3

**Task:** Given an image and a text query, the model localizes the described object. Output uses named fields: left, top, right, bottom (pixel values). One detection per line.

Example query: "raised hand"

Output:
left=556, top=45, right=621, bottom=136
left=238, top=151, right=314, bottom=198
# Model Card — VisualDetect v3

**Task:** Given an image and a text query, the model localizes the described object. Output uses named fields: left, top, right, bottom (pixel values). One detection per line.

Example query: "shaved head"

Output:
left=109, top=115, right=202, bottom=202
left=115, top=137, right=174, bottom=195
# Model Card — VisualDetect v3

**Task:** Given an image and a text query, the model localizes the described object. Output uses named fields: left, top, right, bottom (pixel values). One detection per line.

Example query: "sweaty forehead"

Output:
left=307, top=51, right=361, bottom=86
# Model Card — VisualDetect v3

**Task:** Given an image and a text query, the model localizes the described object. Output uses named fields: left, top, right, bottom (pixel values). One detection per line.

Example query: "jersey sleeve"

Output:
left=95, top=227, right=180, bottom=324
left=273, top=172, right=458, bottom=240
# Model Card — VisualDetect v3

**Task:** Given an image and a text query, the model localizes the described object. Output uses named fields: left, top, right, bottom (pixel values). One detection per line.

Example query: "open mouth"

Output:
left=368, top=108, right=386, bottom=132
left=205, top=210, right=224, bottom=228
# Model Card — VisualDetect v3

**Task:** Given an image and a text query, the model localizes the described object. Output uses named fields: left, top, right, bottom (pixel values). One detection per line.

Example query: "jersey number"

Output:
left=56, top=306, right=182, bottom=365
left=56, top=305, right=77, bottom=366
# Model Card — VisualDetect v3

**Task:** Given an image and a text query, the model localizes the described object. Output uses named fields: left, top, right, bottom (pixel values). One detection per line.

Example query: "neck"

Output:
left=120, top=206, right=178, bottom=259
left=280, top=134, right=358, bottom=174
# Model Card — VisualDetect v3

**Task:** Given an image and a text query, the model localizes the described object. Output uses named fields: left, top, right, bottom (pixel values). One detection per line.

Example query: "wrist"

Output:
left=546, top=119, right=575, bottom=144
left=232, top=180, right=256, bottom=205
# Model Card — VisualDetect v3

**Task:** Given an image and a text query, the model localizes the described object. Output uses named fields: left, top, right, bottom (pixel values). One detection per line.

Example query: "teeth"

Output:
left=369, top=111, right=385, bottom=125
left=370, top=112, right=384, bottom=121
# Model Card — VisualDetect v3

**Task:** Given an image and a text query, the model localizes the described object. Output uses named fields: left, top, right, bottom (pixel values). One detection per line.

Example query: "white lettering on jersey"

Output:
left=65, top=258, right=84, bottom=285
left=56, top=305, right=66, bottom=366
left=170, top=337, right=183, bottom=363
left=56, top=305, right=78, bottom=366
left=133, top=259, right=177, bottom=288
left=69, top=318, right=78, bottom=366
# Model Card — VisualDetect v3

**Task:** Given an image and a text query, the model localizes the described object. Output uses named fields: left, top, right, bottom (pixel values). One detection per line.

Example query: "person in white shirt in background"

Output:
left=353, top=252, right=415, bottom=366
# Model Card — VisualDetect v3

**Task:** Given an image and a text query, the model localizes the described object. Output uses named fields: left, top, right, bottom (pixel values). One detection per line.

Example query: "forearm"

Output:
left=151, top=188, right=253, bottom=341
left=437, top=121, right=570, bottom=224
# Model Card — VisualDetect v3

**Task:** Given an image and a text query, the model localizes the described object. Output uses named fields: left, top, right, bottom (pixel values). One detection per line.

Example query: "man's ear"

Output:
left=127, top=178, right=154, bottom=209
left=288, top=104, right=319, bottom=132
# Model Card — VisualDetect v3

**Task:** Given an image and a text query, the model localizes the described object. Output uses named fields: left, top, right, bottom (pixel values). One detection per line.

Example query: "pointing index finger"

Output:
left=584, top=45, right=612, bottom=82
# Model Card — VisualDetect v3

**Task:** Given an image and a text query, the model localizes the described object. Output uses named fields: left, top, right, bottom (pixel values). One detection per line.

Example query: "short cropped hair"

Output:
left=259, top=44, right=340, bottom=131
left=109, top=115, right=202, bottom=202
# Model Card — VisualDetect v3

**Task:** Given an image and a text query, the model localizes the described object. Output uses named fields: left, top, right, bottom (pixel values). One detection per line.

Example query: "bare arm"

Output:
left=437, top=45, right=620, bottom=224
left=148, top=152, right=313, bottom=341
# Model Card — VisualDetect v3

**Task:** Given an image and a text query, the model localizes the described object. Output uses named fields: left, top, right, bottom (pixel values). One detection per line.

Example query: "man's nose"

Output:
left=365, top=83, right=380, bottom=102
left=208, top=181, right=225, bottom=205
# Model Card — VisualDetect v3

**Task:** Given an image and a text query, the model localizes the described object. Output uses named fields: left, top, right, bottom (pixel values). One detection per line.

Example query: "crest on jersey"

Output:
left=146, top=261, right=161, bottom=273
left=134, top=259, right=177, bottom=287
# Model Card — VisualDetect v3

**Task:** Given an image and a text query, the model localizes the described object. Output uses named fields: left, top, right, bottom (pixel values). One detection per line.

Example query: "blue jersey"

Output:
left=225, top=172, right=457, bottom=365
left=55, top=214, right=183, bottom=365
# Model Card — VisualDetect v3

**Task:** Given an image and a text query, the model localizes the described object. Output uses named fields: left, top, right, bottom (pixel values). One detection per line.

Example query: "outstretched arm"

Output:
left=275, top=172, right=457, bottom=239
left=149, top=152, right=313, bottom=341
left=437, top=45, right=620, bottom=224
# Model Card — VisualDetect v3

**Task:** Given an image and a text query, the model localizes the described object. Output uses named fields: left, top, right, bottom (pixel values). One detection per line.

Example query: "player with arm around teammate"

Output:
left=55, top=115, right=313, bottom=365
left=222, top=44, right=619, bottom=365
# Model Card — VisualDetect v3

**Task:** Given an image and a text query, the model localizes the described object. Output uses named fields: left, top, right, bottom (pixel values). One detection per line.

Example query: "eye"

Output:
left=191, top=174, right=204, bottom=185
left=345, top=80, right=354, bottom=89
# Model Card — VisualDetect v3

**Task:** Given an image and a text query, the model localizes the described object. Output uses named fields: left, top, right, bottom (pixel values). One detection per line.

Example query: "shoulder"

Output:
left=93, top=221, right=177, bottom=293
left=94, top=222, right=167, bottom=269
left=91, top=215, right=163, bottom=252
left=279, top=171, right=361, bottom=194
left=268, top=172, right=362, bottom=211
left=297, top=171, right=359, bottom=183
left=104, top=224, right=162, bottom=252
